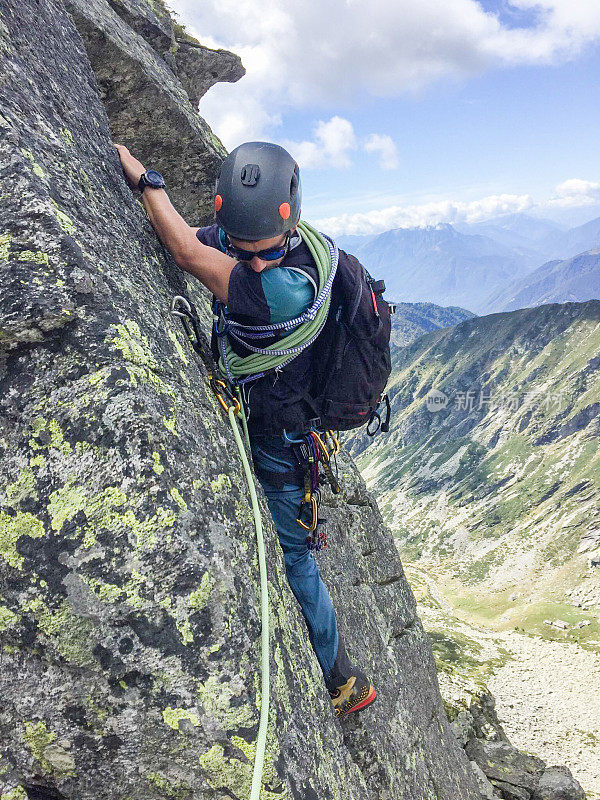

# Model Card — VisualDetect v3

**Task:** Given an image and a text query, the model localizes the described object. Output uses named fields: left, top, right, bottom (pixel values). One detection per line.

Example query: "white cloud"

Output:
left=486, top=1, right=600, bottom=63
left=548, top=178, right=600, bottom=207
left=282, top=120, right=400, bottom=171
left=167, top=0, right=600, bottom=146
left=282, top=116, right=358, bottom=169
left=312, top=176, right=600, bottom=235
left=315, top=193, right=534, bottom=235
left=364, top=134, right=399, bottom=170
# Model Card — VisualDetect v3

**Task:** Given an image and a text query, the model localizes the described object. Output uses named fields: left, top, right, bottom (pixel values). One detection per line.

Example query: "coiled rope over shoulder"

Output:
left=216, top=220, right=338, bottom=384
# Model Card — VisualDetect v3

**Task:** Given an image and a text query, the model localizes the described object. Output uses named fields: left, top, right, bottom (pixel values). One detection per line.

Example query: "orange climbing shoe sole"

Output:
left=333, top=678, right=377, bottom=720
left=344, top=685, right=377, bottom=717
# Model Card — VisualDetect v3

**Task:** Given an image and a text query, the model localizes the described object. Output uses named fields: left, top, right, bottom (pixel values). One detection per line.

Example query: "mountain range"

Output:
left=337, top=213, right=600, bottom=315
left=338, top=223, right=527, bottom=312
left=389, top=301, right=476, bottom=348
left=483, top=247, right=600, bottom=313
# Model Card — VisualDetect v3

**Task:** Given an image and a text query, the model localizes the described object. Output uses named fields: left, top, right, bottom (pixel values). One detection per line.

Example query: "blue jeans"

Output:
left=250, top=434, right=340, bottom=684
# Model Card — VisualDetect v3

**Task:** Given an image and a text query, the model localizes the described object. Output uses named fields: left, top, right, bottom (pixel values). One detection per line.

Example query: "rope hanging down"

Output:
left=226, top=395, right=269, bottom=800
left=215, top=220, right=338, bottom=384
left=171, top=298, right=268, bottom=800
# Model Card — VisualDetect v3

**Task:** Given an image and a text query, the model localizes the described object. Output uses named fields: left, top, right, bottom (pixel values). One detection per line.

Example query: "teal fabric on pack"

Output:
left=260, top=267, right=315, bottom=325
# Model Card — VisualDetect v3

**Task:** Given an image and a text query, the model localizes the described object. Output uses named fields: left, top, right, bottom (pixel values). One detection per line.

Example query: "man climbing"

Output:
left=114, top=140, right=377, bottom=719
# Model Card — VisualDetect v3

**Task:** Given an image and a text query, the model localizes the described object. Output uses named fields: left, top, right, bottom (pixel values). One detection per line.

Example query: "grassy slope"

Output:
left=358, top=300, right=600, bottom=651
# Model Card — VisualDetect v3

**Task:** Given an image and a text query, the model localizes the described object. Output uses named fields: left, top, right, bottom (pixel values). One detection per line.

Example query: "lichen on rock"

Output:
left=0, top=0, right=488, bottom=798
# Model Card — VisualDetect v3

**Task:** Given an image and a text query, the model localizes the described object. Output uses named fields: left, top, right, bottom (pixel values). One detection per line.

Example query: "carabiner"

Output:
left=325, top=430, right=340, bottom=455
left=213, top=303, right=230, bottom=338
left=366, top=410, right=381, bottom=437
left=171, top=295, right=192, bottom=319
left=210, top=376, right=241, bottom=415
left=310, top=431, right=330, bottom=462
left=297, top=496, right=318, bottom=532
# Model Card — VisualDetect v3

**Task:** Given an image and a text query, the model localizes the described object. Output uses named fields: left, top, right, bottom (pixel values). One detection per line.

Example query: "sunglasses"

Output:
left=223, top=230, right=291, bottom=263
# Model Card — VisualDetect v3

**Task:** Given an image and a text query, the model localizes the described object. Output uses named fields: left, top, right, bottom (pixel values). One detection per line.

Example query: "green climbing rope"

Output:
left=227, top=390, right=269, bottom=800
left=171, top=299, right=272, bottom=799
left=217, top=220, right=334, bottom=381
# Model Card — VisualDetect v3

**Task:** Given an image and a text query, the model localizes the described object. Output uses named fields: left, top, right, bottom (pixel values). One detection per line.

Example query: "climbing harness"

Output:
left=290, top=429, right=341, bottom=552
left=251, top=426, right=341, bottom=554
left=171, top=296, right=267, bottom=800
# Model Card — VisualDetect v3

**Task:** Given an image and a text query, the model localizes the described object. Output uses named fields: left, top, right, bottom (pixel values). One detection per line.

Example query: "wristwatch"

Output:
left=138, top=169, right=166, bottom=193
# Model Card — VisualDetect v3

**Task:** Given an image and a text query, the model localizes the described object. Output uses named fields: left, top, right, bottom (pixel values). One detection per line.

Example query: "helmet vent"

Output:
left=290, top=164, right=299, bottom=198
left=240, top=164, right=260, bottom=186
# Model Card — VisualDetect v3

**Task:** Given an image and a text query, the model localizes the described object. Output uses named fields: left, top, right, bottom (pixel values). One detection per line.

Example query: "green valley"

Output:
left=355, top=299, right=600, bottom=650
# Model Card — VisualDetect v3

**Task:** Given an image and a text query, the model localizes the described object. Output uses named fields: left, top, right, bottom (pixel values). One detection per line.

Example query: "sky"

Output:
left=167, top=0, right=600, bottom=235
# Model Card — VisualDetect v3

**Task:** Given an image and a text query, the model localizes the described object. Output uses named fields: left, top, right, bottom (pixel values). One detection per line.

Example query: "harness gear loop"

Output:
left=290, top=427, right=340, bottom=551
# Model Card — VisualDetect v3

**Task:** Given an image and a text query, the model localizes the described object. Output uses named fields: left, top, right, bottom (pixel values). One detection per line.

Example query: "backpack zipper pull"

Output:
left=370, top=287, right=380, bottom=317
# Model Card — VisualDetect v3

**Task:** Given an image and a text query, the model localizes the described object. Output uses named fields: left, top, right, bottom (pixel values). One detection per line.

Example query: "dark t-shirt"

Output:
left=195, top=224, right=319, bottom=434
left=195, top=225, right=315, bottom=325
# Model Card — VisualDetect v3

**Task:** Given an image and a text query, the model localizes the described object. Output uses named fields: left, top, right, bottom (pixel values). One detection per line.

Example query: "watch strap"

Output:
left=138, top=170, right=165, bottom=192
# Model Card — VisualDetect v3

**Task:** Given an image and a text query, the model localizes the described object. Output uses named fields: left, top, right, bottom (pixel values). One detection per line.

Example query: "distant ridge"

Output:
left=482, top=247, right=600, bottom=313
left=354, top=298, right=600, bottom=639
left=337, top=223, right=531, bottom=313
left=390, top=301, right=476, bottom=348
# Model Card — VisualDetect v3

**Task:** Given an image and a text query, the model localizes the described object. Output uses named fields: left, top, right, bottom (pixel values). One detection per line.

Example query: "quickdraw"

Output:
left=292, top=429, right=341, bottom=552
left=172, top=296, right=244, bottom=425
left=211, top=377, right=241, bottom=416
left=171, top=296, right=212, bottom=366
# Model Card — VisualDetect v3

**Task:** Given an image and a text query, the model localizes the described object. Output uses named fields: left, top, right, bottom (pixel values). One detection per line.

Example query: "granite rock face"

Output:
left=106, top=0, right=246, bottom=107
left=531, top=767, right=586, bottom=800
left=464, top=739, right=546, bottom=795
left=0, top=1, right=484, bottom=799
left=452, top=696, right=586, bottom=800
left=463, top=737, right=586, bottom=800
left=64, top=0, right=244, bottom=225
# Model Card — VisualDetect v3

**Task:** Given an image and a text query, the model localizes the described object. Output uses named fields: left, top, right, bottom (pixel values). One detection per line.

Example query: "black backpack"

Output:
left=209, top=244, right=393, bottom=435
left=310, top=249, right=392, bottom=433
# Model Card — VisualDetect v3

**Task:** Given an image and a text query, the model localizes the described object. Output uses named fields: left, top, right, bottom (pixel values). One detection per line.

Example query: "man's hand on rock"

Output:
left=114, top=143, right=145, bottom=190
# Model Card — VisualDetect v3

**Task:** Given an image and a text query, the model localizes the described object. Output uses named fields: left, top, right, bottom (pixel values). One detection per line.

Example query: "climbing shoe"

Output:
left=329, top=670, right=377, bottom=719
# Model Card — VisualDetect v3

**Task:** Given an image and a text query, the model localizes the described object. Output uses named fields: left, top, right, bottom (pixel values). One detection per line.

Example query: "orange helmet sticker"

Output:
left=278, top=202, right=291, bottom=220
left=215, top=194, right=223, bottom=212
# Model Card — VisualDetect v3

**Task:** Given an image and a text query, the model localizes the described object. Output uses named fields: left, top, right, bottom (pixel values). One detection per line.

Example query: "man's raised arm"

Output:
left=114, top=144, right=235, bottom=302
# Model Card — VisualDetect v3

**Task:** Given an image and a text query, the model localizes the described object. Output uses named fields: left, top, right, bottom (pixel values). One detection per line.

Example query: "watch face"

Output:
left=146, top=169, right=165, bottom=187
